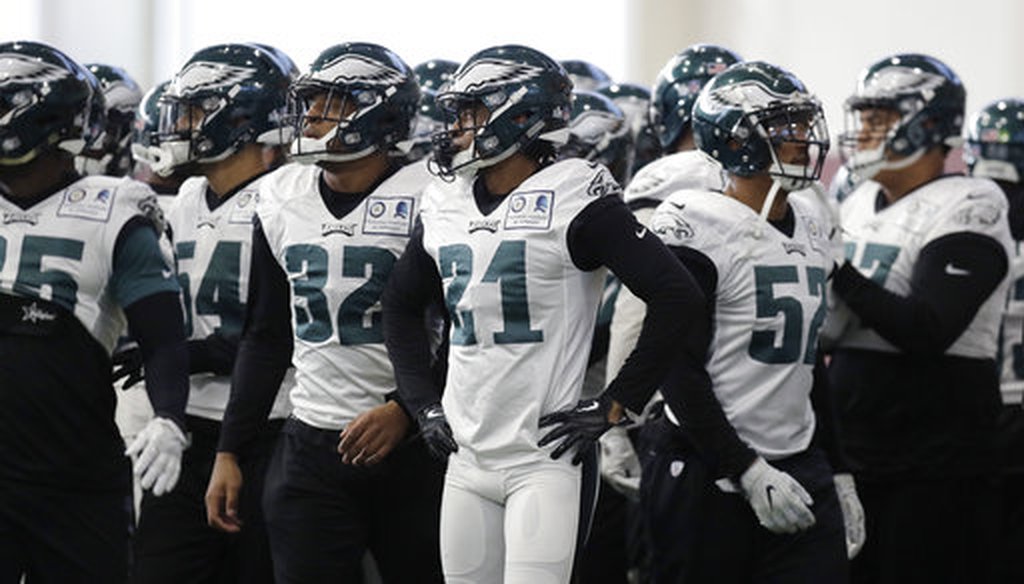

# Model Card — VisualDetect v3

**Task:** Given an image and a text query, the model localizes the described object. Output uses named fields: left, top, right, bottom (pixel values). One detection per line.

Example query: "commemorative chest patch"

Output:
left=363, top=195, right=415, bottom=236
left=228, top=190, right=259, bottom=225
left=504, top=190, right=554, bottom=230
left=57, top=186, right=115, bottom=222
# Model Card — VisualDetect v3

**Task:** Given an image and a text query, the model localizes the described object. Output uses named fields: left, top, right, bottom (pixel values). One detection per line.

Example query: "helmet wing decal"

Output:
left=0, top=53, right=70, bottom=86
left=175, top=61, right=256, bottom=94
left=450, top=58, right=545, bottom=93
left=314, top=54, right=405, bottom=87
left=859, top=66, right=946, bottom=99
left=700, top=80, right=795, bottom=115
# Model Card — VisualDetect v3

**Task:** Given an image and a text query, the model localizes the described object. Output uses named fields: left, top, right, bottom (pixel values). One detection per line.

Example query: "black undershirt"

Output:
left=382, top=176, right=707, bottom=418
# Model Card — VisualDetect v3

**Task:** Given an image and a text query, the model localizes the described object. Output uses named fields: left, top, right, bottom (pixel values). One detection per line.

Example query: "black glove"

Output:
left=538, top=394, right=623, bottom=465
left=416, top=403, right=458, bottom=461
left=112, top=345, right=145, bottom=389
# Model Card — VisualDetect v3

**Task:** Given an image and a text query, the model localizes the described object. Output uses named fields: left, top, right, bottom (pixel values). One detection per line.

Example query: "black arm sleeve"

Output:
left=832, top=232, right=1008, bottom=355
left=187, top=333, right=239, bottom=376
left=218, top=219, right=294, bottom=455
left=124, top=292, right=189, bottom=430
left=382, top=222, right=447, bottom=417
left=809, top=353, right=847, bottom=473
left=567, top=196, right=707, bottom=413
left=659, top=245, right=758, bottom=479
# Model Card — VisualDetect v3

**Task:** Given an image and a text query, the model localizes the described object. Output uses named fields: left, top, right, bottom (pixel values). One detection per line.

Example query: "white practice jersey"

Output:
left=165, top=175, right=293, bottom=421
left=1000, top=241, right=1024, bottom=405
left=651, top=191, right=834, bottom=459
left=623, top=149, right=726, bottom=207
left=836, top=176, right=1013, bottom=358
left=421, top=159, right=613, bottom=469
left=258, top=162, right=426, bottom=430
left=0, top=175, right=174, bottom=353
left=605, top=151, right=727, bottom=384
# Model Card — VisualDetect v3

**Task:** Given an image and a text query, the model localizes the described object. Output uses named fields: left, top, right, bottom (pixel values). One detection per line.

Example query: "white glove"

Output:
left=125, top=417, right=188, bottom=496
left=739, top=457, right=816, bottom=534
left=598, top=425, right=641, bottom=501
left=834, top=473, right=866, bottom=558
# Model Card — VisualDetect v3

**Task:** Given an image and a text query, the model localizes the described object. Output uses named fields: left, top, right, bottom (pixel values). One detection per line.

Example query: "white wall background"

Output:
left=3, top=0, right=1023, bottom=141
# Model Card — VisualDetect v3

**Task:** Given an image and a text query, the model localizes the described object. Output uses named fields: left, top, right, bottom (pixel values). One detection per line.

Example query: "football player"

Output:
left=131, top=80, right=189, bottom=197
left=964, top=96, right=1024, bottom=584
left=382, top=44, right=705, bottom=583
left=0, top=41, right=188, bottom=581
left=964, top=97, right=1024, bottom=584
left=830, top=54, right=1013, bottom=582
left=204, top=42, right=445, bottom=584
left=598, top=81, right=660, bottom=178
left=644, top=60, right=857, bottom=582
left=77, top=63, right=143, bottom=177
left=560, top=59, right=613, bottom=91
left=406, top=59, right=459, bottom=163
left=127, top=42, right=294, bottom=584
left=602, top=42, right=741, bottom=506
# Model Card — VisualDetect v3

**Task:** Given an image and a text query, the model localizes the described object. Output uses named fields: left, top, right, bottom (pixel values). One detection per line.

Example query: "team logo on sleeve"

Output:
left=363, top=195, right=415, bottom=236
left=505, top=190, right=554, bottom=230
left=651, top=202, right=695, bottom=242
left=587, top=169, right=622, bottom=198
left=953, top=202, right=1002, bottom=226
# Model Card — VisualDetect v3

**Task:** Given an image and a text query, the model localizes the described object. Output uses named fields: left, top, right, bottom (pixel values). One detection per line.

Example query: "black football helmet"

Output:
left=288, top=42, right=420, bottom=164
left=432, top=45, right=572, bottom=178
left=0, top=41, right=104, bottom=165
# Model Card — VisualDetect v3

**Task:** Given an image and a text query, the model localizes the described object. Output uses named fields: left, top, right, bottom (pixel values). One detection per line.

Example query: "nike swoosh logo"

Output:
left=766, top=485, right=776, bottom=510
left=425, top=410, right=444, bottom=419
left=944, top=263, right=970, bottom=276
left=161, top=268, right=174, bottom=279
left=635, top=227, right=647, bottom=239
left=579, top=401, right=600, bottom=413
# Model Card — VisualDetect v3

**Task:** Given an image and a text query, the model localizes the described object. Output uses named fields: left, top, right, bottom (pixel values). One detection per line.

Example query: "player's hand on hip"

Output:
left=338, top=401, right=410, bottom=465
left=205, top=452, right=244, bottom=533
left=739, top=457, right=816, bottom=534
left=538, top=394, right=625, bottom=465
left=834, top=473, right=866, bottom=558
left=125, top=416, right=188, bottom=496
left=112, top=345, right=145, bottom=389
left=416, top=403, right=458, bottom=461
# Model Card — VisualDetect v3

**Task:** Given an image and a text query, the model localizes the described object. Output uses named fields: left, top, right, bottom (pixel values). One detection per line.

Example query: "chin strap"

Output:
left=759, top=179, right=783, bottom=224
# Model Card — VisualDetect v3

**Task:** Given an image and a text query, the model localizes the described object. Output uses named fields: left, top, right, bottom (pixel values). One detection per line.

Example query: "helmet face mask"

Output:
left=839, top=54, right=965, bottom=181
left=76, top=63, right=142, bottom=176
left=288, top=43, right=419, bottom=165
left=964, top=98, right=1024, bottom=184
left=0, top=41, right=105, bottom=166
left=693, top=61, right=829, bottom=192
left=149, top=43, right=291, bottom=176
left=431, top=45, right=572, bottom=179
